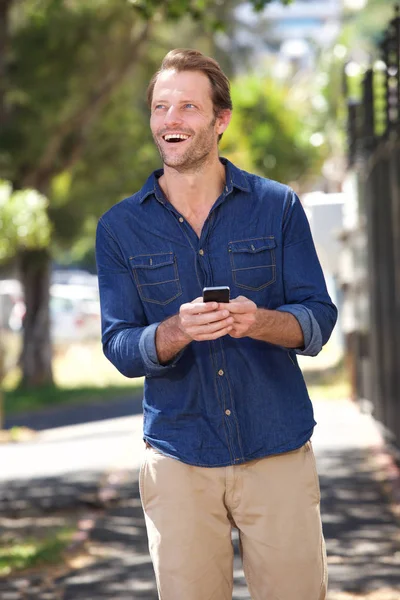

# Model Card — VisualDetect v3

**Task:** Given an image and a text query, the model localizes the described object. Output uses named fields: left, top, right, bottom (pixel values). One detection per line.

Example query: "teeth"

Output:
left=164, top=134, right=189, bottom=141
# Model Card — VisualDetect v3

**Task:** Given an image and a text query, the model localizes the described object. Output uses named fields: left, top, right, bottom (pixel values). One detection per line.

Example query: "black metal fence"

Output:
left=347, top=7, right=400, bottom=450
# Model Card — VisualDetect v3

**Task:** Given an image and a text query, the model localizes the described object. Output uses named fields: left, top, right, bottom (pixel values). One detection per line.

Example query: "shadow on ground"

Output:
left=319, top=449, right=400, bottom=596
left=0, top=448, right=399, bottom=599
left=0, top=471, right=105, bottom=516
left=5, top=394, right=144, bottom=432
left=58, top=486, right=250, bottom=600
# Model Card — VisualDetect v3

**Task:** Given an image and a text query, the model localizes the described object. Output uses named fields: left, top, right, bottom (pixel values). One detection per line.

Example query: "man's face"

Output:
left=150, top=69, right=230, bottom=172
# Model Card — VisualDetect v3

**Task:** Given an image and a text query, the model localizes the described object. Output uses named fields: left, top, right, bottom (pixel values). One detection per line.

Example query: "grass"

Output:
left=3, top=361, right=350, bottom=417
left=304, top=357, right=351, bottom=401
left=308, top=380, right=350, bottom=401
left=0, top=528, right=75, bottom=578
left=2, top=338, right=144, bottom=416
left=4, top=382, right=144, bottom=416
left=2, top=335, right=349, bottom=417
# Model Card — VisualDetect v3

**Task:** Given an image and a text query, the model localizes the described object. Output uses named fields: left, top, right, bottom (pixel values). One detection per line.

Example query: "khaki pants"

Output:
left=139, top=441, right=327, bottom=600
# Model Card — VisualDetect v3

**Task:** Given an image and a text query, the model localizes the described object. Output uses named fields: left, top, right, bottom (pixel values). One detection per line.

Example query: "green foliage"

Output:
left=0, top=181, right=52, bottom=262
left=127, top=0, right=290, bottom=23
left=313, top=1, right=400, bottom=160
left=221, top=76, right=325, bottom=186
left=1, top=0, right=293, bottom=264
left=50, top=82, right=159, bottom=249
left=4, top=0, right=147, bottom=182
left=0, top=528, right=74, bottom=577
left=5, top=383, right=143, bottom=414
left=340, top=0, right=399, bottom=57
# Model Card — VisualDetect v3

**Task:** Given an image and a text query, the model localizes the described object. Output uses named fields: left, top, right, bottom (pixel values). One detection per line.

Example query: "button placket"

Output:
left=218, top=370, right=231, bottom=416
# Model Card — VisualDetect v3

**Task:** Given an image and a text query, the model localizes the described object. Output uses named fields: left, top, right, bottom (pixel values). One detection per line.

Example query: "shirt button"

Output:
left=218, top=369, right=224, bottom=376
left=225, top=409, right=231, bottom=416
left=199, top=249, right=204, bottom=256
left=178, top=217, right=184, bottom=223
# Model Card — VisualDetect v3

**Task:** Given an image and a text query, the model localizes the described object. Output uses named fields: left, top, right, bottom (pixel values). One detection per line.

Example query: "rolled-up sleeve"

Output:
left=276, top=304, right=323, bottom=356
left=96, top=218, right=183, bottom=378
left=139, top=322, right=184, bottom=375
left=276, top=190, right=337, bottom=356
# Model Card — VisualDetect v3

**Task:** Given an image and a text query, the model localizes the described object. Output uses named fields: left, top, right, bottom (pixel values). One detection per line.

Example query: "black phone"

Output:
left=203, top=286, right=230, bottom=303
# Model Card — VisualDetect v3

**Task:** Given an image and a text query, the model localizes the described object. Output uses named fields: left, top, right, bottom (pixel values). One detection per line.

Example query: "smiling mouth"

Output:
left=162, top=133, right=190, bottom=143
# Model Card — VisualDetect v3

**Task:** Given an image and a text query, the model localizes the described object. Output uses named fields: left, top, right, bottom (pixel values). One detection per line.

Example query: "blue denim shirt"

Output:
left=96, top=158, right=337, bottom=467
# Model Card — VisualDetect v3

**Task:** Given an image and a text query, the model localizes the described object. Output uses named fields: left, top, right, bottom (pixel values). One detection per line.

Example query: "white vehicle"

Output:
left=50, top=283, right=101, bottom=343
left=0, top=278, right=101, bottom=342
left=0, top=279, right=25, bottom=331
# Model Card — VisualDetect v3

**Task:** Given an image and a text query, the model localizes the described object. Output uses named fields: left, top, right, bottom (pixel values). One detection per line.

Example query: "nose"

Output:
left=164, top=105, right=183, bottom=127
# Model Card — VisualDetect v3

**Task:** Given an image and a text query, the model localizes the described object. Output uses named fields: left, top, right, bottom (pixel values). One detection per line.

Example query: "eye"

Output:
left=154, top=104, right=166, bottom=111
left=183, top=103, right=195, bottom=109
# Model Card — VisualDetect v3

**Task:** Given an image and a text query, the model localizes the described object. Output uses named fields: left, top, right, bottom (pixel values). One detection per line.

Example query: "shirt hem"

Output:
left=143, top=431, right=315, bottom=468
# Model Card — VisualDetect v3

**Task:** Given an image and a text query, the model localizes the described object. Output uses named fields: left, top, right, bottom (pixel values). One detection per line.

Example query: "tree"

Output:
left=0, top=181, right=51, bottom=420
left=221, top=75, right=325, bottom=190
left=0, top=0, right=290, bottom=388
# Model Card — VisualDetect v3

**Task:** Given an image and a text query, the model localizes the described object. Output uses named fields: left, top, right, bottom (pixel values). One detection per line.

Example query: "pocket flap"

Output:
left=130, top=252, right=175, bottom=269
left=229, top=237, right=276, bottom=254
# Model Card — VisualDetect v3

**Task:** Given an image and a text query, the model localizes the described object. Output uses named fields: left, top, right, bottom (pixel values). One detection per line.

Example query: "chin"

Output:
left=162, top=154, right=191, bottom=169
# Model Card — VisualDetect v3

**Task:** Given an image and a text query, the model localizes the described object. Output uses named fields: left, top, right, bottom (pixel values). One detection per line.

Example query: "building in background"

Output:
left=233, top=0, right=342, bottom=76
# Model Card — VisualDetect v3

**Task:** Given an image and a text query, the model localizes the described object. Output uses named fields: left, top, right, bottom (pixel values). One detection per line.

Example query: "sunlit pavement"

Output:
left=1, top=398, right=399, bottom=599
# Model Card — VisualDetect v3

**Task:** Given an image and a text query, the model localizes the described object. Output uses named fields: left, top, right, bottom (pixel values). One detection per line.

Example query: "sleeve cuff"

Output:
left=139, top=322, right=184, bottom=377
left=276, top=304, right=323, bottom=356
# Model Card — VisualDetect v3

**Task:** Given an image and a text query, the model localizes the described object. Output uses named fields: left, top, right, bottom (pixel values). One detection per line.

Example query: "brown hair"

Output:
left=147, top=48, right=232, bottom=116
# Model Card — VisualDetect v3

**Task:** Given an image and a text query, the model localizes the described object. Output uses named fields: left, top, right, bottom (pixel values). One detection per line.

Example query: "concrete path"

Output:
left=1, top=398, right=399, bottom=599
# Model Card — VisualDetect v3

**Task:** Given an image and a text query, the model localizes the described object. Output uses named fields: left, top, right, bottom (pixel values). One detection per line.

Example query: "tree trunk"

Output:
left=0, top=0, right=13, bottom=126
left=19, top=248, right=53, bottom=388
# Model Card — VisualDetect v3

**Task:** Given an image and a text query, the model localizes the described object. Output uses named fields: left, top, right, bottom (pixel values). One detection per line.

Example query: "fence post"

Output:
left=348, top=6, right=400, bottom=447
left=362, top=69, right=374, bottom=141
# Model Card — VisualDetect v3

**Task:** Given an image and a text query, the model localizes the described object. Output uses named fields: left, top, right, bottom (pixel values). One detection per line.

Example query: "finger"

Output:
left=217, top=302, right=230, bottom=310
left=195, top=324, right=234, bottom=341
left=188, top=316, right=234, bottom=334
left=188, top=316, right=233, bottom=336
left=189, top=300, right=218, bottom=312
left=225, top=301, right=256, bottom=314
left=185, top=309, right=231, bottom=326
left=217, top=296, right=248, bottom=310
left=204, top=316, right=234, bottom=332
left=228, top=330, right=241, bottom=338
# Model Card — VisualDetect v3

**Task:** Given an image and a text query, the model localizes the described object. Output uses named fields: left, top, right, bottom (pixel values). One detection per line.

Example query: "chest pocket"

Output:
left=130, top=252, right=182, bottom=305
left=228, top=237, right=276, bottom=291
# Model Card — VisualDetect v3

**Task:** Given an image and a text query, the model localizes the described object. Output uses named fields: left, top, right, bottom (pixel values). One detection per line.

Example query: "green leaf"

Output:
left=0, top=182, right=52, bottom=262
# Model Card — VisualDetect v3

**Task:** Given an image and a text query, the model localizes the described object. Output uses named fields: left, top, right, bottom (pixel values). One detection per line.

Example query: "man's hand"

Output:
left=156, top=294, right=304, bottom=364
left=156, top=297, right=234, bottom=365
left=178, top=297, right=234, bottom=341
left=220, top=295, right=304, bottom=347
left=219, top=296, right=258, bottom=338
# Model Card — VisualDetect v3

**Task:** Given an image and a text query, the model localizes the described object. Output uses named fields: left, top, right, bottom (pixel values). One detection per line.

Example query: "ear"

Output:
left=216, top=109, right=232, bottom=136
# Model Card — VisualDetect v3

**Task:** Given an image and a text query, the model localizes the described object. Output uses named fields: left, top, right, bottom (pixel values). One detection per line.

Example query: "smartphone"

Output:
left=203, top=286, right=230, bottom=303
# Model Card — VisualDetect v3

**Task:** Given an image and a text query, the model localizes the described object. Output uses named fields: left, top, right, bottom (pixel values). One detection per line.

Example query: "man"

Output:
left=96, top=48, right=337, bottom=600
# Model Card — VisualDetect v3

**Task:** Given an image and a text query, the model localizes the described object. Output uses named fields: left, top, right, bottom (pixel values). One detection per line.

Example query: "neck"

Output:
left=159, top=154, right=226, bottom=214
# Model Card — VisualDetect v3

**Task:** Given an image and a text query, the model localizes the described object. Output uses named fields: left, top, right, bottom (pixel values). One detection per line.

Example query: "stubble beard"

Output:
left=154, top=117, right=217, bottom=174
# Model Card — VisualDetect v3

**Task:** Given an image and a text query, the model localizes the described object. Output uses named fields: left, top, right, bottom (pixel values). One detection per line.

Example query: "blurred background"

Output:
left=1, top=0, right=400, bottom=597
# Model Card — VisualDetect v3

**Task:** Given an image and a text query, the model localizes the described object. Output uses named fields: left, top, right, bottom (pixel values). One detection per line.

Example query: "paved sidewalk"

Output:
left=1, top=398, right=400, bottom=599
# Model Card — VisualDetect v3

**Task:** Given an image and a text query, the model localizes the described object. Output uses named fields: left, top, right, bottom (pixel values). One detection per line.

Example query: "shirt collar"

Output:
left=137, top=158, right=250, bottom=204
left=221, top=157, right=250, bottom=194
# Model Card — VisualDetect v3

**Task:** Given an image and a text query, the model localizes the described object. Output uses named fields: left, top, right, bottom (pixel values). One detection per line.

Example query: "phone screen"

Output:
left=203, top=286, right=230, bottom=303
